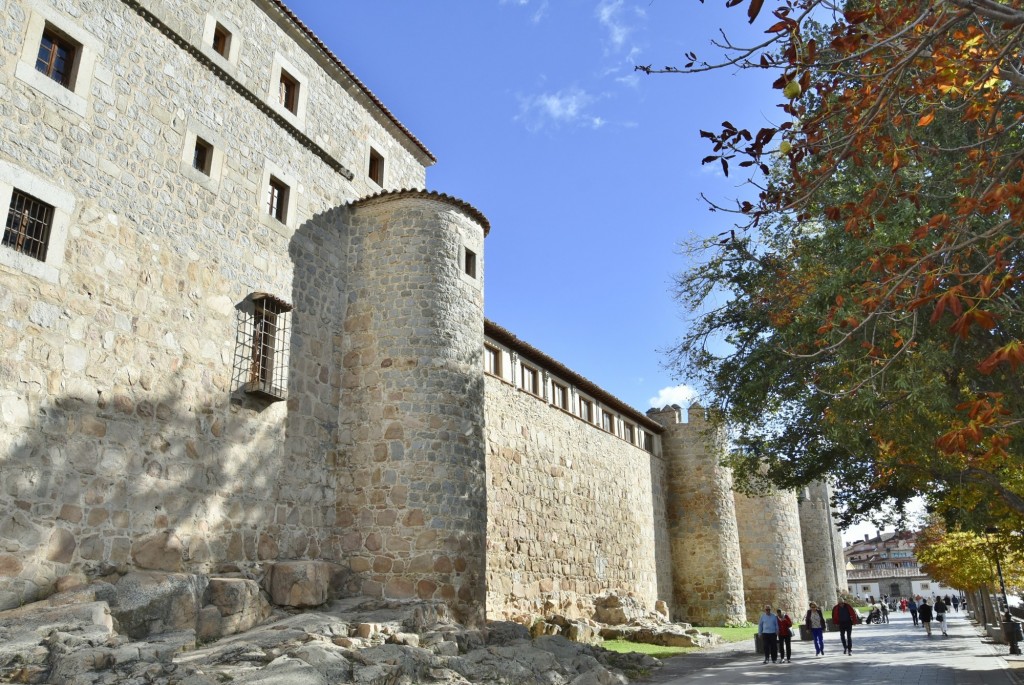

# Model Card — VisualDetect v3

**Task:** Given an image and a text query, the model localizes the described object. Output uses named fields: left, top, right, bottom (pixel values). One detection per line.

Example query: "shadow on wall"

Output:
left=0, top=208, right=352, bottom=611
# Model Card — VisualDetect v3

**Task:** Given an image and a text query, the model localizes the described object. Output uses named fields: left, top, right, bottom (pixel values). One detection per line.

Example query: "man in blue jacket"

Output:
left=758, top=605, right=780, bottom=664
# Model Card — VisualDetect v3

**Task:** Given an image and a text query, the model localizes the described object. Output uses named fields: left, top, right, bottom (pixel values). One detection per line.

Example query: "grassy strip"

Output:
left=602, top=624, right=755, bottom=659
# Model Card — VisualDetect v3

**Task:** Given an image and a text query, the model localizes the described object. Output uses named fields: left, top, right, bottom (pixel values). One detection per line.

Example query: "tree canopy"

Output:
left=645, top=0, right=1024, bottom=530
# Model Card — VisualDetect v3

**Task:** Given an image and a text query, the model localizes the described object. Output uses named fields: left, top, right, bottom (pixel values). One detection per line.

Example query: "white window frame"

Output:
left=0, top=160, right=74, bottom=284
left=15, top=6, right=103, bottom=118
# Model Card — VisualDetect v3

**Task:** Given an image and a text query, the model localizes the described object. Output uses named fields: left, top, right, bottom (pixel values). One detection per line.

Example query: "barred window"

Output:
left=36, top=28, right=76, bottom=88
left=4, top=190, right=54, bottom=262
left=242, top=294, right=292, bottom=401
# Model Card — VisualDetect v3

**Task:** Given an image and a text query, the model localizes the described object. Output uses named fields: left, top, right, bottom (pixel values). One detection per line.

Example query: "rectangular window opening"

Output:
left=579, top=398, right=593, bottom=423
left=267, top=176, right=289, bottom=223
left=368, top=147, right=384, bottom=185
left=36, top=27, right=78, bottom=89
left=551, top=382, right=568, bottom=410
left=244, top=294, right=293, bottom=401
left=623, top=423, right=635, bottom=444
left=521, top=364, right=538, bottom=396
left=212, top=23, right=231, bottom=57
left=279, top=69, right=299, bottom=113
left=484, top=344, right=501, bottom=377
left=4, top=189, right=54, bottom=262
left=192, top=137, right=213, bottom=175
left=602, top=411, right=615, bottom=433
left=464, top=249, right=477, bottom=278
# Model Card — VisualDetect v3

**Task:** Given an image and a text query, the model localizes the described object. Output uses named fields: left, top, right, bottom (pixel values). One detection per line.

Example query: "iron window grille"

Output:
left=242, top=293, right=292, bottom=401
left=4, top=189, right=54, bottom=262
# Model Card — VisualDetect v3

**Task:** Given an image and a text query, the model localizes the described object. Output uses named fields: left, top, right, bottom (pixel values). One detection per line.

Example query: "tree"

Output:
left=916, top=518, right=1023, bottom=593
left=644, top=1, right=1024, bottom=527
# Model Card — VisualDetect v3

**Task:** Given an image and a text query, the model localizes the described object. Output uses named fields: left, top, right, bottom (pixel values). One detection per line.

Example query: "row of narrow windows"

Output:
left=484, top=344, right=655, bottom=452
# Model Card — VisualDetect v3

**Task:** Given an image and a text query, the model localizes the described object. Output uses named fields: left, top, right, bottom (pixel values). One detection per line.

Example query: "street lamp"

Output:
left=986, top=527, right=1022, bottom=656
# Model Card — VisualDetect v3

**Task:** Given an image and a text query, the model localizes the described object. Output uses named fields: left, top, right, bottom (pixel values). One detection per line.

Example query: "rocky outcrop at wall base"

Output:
left=0, top=588, right=660, bottom=684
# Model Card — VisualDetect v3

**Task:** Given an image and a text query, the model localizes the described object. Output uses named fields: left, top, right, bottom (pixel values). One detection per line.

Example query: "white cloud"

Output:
left=648, top=384, right=698, bottom=409
left=500, top=0, right=549, bottom=22
left=596, top=0, right=630, bottom=50
left=516, top=87, right=606, bottom=131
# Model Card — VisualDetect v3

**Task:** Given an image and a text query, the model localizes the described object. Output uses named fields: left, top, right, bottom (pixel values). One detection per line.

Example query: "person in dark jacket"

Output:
left=805, top=602, right=826, bottom=656
left=934, top=597, right=948, bottom=636
left=908, top=597, right=919, bottom=626
left=832, top=600, right=857, bottom=654
left=919, top=598, right=934, bottom=636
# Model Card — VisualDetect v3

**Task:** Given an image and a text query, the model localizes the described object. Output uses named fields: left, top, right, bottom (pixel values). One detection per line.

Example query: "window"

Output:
left=484, top=344, right=501, bottom=377
left=368, top=147, right=384, bottom=185
left=464, top=248, right=477, bottom=278
left=4, top=190, right=54, bottom=262
left=35, top=28, right=77, bottom=88
left=279, top=69, right=299, bottom=114
left=520, top=364, right=539, bottom=396
left=212, top=23, right=231, bottom=57
left=641, top=431, right=655, bottom=453
left=192, top=137, right=213, bottom=175
left=267, top=176, right=289, bottom=223
left=578, top=398, right=593, bottom=422
left=602, top=410, right=615, bottom=433
left=622, top=423, right=635, bottom=444
left=551, top=382, right=568, bottom=410
left=244, top=294, right=292, bottom=401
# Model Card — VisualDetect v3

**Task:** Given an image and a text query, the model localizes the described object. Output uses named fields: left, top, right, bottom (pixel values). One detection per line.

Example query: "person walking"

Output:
left=908, top=597, right=919, bottom=626
left=805, top=601, right=826, bottom=656
left=951, top=595, right=960, bottom=613
left=900, top=597, right=908, bottom=613
left=919, top=598, right=934, bottom=636
left=832, top=598, right=858, bottom=655
left=934, top=597, right=948, bottom=636
left=776, top=609, right=793, bottom=663
left=759, top=605, right=780, bottom=664
left=880, top=600, right=889, bottom=624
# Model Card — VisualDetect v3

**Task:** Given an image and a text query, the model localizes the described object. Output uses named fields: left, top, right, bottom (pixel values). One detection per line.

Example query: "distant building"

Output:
left=844, top=531, right=957, bottom=600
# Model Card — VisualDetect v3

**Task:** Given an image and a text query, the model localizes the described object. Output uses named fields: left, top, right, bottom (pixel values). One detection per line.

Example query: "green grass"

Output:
left=602, top=624, right=755, bottom=659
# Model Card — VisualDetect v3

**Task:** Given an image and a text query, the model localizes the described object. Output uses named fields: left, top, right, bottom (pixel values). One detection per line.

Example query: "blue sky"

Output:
left=284, top=1, right=780, bottom=412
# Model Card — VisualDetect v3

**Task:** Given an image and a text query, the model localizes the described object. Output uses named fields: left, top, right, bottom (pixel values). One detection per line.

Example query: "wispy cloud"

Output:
left=500, top=0, right=549, bottom=23
left=596, top=0, right=630, bottom=50
left=648, top=384, right=698, bottom=409
left=516, top=87, right=607, bottom=131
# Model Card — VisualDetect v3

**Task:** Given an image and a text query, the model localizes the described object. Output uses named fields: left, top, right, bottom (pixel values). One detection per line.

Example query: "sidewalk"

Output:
left=642, top=609, right=1019, bottom=684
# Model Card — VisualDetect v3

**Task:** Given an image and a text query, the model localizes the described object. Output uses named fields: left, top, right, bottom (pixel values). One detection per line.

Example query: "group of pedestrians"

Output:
left=909, top=596, right=950, bottom=636
left=757, top=598, right=860, bottom=664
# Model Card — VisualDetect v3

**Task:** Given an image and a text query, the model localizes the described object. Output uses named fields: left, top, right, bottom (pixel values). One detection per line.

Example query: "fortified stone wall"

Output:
left=484, top=376, right=665, bottom=621
left=798, top=480, right=845, bottom=609
left=652, top=404, right=746, bottom=626
left=0, top=0, right=427, bottom=610
left=734, top=489, right=809, bottom=620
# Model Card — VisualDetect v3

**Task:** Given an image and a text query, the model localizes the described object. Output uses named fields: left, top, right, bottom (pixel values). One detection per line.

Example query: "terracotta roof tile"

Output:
left=352, top=188, right=490, bottom=235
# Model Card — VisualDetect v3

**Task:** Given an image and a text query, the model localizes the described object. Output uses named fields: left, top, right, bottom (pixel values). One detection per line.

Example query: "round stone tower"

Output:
left=799, top=480, right=845, bottom=611
left=335, top=190, right=488, bottom=625
left=734, top=487, right=809, bottom=621
left=652, top=402, right=746, bottom=626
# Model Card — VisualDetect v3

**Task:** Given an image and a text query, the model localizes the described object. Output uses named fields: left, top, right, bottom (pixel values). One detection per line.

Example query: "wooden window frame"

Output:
left=3, top=189, right=54, bottom=262
left=35, top=27, right=77, bottom=88
left=484, top=344, right=501, bottom=377
left=551, top=382, right=568, bottom=410
left=267, top=176, right=289, bottom=223
left=578, top=397, right=593, bottom=423
left=520, top=364, right=539, bottom=396
left=192, top=137, right=213, bottom=175
left=212, top=23, right=231, bottom=58
left=623, top=423, right=635, bottom=444
left=602, top=410, right=615, bottom=433
left=368, top=147, right=384, bottom=185
left=279, top=69, right=299, bottom=114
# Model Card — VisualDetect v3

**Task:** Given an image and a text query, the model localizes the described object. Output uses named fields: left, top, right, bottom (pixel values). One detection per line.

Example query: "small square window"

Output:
left=464, top=249, right=477, bottom=278
left=267, top=176, right=289, bottom=223
left=4, top=189, right=54, bottom=262
left=551, top=382, right=568, bottom=410
left=279, top=69, right=299, bottom=113
left=368, top=147, right=384, bottom=185
left=212, top=23, right=231, bottom=57
left=484, top=344, right=501, bottom=376
left=36, top=27, right=77, bottom=89
left=192, top=137, right=213, bottom=175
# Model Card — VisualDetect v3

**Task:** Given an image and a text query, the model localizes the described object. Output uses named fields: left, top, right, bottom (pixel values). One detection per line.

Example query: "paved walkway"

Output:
left=644, top=609, right=1019, bottom=685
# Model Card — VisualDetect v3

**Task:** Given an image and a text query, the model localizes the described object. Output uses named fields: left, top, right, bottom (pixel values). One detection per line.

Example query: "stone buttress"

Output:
left=798, top=480, right=846, bottom=610
left=333, top=190, right=488, bottom=625
left=651, top=403, right=746, bottom=626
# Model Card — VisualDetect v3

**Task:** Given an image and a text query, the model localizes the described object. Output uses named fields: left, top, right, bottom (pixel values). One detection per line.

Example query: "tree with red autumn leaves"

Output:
left=646, top=0, right=1024, bottom=529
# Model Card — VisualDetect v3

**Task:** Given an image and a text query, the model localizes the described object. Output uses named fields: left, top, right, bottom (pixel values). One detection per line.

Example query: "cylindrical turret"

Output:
left=335, top=190, right=488, bottom=625
left=734, top=487, right=809, bottom=621
left=799, top=480, right=844, bottom=610
left=655, top=402, right=746, bottom=625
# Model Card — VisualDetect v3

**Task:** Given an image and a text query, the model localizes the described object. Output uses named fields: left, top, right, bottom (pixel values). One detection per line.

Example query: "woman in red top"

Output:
left=776, top=609, right=794, bottom=663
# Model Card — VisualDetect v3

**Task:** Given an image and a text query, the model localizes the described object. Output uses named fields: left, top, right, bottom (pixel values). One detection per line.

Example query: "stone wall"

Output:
left=484, top=376, right=665, bottom=621
left=734, top=489, right=809, bottom=620
left=798, top=481, right=844, bottom=610
left=653, top=405, right=745, bottom=626
left=0, top=0, right=427, bottom=610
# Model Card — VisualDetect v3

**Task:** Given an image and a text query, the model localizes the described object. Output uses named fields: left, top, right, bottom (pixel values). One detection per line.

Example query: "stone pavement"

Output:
left=643, top=609, right=1020, bottom=685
